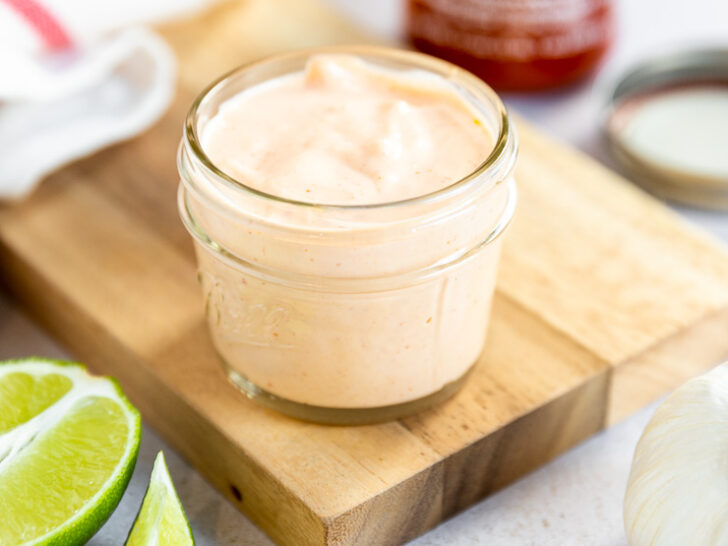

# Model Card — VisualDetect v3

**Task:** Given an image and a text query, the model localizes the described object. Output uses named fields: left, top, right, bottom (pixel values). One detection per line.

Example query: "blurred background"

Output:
left=3, top=0, right=726, bottom=223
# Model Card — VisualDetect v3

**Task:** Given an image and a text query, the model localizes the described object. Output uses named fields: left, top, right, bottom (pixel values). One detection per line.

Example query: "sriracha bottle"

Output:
left=407, top=0, right=615, bottom=92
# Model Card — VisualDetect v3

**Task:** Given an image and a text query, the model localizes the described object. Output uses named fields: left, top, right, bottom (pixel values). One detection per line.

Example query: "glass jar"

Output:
left=177, top=46, right=518, bottom=424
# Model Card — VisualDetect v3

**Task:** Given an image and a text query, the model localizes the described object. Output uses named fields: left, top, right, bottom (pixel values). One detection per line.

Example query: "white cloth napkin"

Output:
left=0, top=0, right=213, bottom=199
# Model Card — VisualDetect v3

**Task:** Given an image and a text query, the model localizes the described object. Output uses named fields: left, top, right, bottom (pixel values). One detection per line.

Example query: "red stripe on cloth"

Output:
left=1, top=0, right=73, bottom=51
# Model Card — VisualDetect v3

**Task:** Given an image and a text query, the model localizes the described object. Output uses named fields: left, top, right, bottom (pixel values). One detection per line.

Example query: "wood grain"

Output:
left=1, top=0, right=728, bottom=544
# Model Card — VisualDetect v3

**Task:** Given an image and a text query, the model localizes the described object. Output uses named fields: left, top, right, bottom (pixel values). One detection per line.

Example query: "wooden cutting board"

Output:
left=3, top=1, right=728, bottom=544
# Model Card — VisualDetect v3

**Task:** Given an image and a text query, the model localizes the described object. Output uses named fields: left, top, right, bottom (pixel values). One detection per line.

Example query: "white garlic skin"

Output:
left=624, top=363, right=728, bottom=546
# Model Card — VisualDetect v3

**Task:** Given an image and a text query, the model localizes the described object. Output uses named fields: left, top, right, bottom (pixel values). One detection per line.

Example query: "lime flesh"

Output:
left=0, top=358, right=141, bottom=545
left=126, top=451, right=195, bottom=545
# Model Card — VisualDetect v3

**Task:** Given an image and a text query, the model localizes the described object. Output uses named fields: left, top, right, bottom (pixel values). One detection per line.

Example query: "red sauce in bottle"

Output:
left=407, top=0, right=615, bottom=92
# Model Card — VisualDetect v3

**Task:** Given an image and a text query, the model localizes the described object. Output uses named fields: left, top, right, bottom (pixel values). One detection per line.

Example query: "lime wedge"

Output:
left=126, top=451, right=195, bottom=545
left=0, top=358, right=141, bottom=545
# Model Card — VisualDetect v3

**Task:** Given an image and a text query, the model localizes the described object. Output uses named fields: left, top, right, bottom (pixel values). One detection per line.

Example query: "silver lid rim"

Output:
left=603, top=48, right=728, bottom=209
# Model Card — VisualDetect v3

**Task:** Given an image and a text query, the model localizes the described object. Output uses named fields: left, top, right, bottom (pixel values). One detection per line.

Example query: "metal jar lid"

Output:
left=604, top=49, right=728, bottom=210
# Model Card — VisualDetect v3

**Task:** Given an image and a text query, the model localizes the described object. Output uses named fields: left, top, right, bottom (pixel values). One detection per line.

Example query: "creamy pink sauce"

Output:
left=190, top=55, right=508, bottom=409
left=201, top=55, right=491, bottom=205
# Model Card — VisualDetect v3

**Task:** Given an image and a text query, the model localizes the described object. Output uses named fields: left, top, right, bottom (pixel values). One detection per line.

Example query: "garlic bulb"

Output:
left=624, top=363, right=728, bottom=546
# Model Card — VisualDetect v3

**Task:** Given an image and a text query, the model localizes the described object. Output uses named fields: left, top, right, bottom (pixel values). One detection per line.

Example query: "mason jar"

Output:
left=177, top=46, right=518, bottom=424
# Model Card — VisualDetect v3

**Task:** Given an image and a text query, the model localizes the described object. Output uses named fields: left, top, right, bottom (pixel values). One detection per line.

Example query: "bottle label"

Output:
left=409, top=0, right=612, bottom=61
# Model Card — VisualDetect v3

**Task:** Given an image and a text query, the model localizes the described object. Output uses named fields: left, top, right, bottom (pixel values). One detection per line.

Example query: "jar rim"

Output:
left=183, top=44, right=515, bottom=211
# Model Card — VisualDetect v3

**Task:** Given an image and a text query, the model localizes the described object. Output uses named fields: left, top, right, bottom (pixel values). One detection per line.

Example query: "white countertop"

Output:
left=1, top=0, right=727, bottom=544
